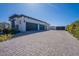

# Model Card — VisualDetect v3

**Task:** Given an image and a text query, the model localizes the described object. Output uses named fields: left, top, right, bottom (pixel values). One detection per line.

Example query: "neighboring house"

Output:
left=49, top=26, right=56, bottom=30
left=9, top=14, right=50, bottom=32
left=0, top=22, right=10, bottom=30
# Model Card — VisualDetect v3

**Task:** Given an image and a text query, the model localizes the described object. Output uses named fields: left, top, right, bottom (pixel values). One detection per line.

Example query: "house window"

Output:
left=19, top=20, right=21, bottom=24
left=11, top=20, right=15, bottom=29
left=24, top=20, right=25, bottom=22
left=16, top=25, right=19, bottom=30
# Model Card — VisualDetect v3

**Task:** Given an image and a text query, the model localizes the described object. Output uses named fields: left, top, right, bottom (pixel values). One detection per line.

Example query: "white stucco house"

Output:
left=9, top=14, right=50, bottom=32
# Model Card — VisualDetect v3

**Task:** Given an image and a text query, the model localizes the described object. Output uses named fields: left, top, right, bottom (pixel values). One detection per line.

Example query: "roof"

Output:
left=9, top=14, right=49, bottom=25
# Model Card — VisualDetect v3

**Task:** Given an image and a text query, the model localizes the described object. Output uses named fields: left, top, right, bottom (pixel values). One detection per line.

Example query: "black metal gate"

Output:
left=56, top=26, right=65, bottom=30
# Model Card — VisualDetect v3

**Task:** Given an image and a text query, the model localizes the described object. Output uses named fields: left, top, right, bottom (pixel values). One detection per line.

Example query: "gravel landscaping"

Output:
left=0, top=30, right=79, bottom=56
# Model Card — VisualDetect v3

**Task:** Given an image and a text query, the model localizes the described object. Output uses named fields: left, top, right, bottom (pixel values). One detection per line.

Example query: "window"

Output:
left=16, top=25, right=19, bottom=30
left=19, top=20, right=21, bottom=24
left=24, top=20, right=25, bottom=22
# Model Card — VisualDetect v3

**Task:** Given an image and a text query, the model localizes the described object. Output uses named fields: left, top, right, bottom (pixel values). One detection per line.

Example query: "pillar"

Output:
left=38, top=24, right=40, bottom=31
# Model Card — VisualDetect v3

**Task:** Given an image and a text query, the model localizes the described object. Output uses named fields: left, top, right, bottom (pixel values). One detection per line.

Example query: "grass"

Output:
left=0, top=34, right=13, bottom=42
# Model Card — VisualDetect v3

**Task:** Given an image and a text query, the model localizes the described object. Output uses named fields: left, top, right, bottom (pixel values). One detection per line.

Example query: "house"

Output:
left=49, top=26, right=56, bottom=30
left=9, top=14, right=50, bottom=32
left=0, top=22, right=10, bottom=30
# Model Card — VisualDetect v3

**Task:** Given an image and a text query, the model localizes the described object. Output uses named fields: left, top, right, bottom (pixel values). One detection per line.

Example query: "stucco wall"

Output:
left=11, top=16, right=49, bottom=32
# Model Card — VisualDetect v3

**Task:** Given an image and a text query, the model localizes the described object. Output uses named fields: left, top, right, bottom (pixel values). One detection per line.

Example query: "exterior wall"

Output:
left=49, top=26, right=56, bottom=30
left=26, top=17, right=47, bottom=25
left=10, top=16, right=49, bottom=32
left=12, top=17, right=26, bottom=32
left=18, top=17, right=26, bottom=32
left=37, top=24, right=40, bottom=31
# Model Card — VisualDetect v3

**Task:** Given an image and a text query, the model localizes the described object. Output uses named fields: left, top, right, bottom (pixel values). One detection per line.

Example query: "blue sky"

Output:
left=0, top=3, right=79, bottom=26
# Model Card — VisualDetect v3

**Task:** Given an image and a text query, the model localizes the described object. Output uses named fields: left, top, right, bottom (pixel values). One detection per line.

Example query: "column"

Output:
left=37, top=24, right=40, bottom=31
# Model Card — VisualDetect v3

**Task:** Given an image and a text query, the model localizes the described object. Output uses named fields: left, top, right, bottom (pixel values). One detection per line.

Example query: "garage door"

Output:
left=39, top=24, right=45, bottom=30
left=26, top=22, right=38, bottom=31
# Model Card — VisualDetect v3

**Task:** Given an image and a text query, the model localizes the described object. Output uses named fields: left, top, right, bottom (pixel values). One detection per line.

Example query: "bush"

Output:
left=2, top=29, right=20, bottom=34
left=0, top=28, right=20, bottom=42
left=3, top=28, right=9, bottom=34
left=73, top=28, right=79, bottom=39
left=9, top=29, right=20, bottom=34
left=66, top=20, right=79, bottom=39
left=0, top=34, right=12, bottom=42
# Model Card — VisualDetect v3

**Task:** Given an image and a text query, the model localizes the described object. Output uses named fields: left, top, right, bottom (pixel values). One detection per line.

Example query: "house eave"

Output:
left=9, top=14, right=50, bottom=25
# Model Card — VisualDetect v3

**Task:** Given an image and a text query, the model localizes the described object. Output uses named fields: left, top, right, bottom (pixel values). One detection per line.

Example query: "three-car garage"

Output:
left=26, top=22, right=47, bottom=31
left=9, top=14, right=49, bottom=32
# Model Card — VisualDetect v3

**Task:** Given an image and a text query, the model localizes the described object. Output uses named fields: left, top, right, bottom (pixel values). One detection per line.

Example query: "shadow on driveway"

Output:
left=12, top=30, right=48, bottom=39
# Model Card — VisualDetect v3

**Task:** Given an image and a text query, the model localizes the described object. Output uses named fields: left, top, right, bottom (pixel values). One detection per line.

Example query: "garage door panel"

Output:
left=26, top=22, right=38, bottom=31
left=39, top=24, right=45, bottom=30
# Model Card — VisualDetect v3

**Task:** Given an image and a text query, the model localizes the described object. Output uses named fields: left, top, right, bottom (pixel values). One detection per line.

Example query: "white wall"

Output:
left=14, top=17, right=26, bottom=32
left=25, top=17, right=48, bottom=26
left=14, top=16, right=49, bottom=32
left=19, top=17, right=26, bottom=32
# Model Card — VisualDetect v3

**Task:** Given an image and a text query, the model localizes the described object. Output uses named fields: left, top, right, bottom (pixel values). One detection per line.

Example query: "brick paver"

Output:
left=0, top=30, right=79, bottom=56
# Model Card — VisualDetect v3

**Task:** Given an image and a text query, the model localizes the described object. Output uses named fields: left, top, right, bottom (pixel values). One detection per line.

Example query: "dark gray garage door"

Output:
left=39, top=24, right=45, bottom=30
left=26, top=22, right=38, bottom=31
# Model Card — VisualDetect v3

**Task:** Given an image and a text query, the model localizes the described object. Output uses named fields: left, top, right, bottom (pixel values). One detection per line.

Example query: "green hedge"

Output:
left=8, top=29, right=20, bottom=34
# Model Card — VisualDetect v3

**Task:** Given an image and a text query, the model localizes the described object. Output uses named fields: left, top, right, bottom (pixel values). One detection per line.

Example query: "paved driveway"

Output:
left=0, top=30, right=79, bottom=56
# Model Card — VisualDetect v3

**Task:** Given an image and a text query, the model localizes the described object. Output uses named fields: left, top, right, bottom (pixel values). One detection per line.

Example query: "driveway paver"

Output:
left=0, top=30, right=79, bottom=56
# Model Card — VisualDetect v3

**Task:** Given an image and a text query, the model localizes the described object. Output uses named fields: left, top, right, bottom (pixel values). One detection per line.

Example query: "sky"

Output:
left=0, top=3, right=79, bottom=26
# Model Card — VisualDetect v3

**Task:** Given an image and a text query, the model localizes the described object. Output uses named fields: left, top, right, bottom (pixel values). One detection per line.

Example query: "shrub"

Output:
left=73, top=28, right=79, bottom=39
left=66, top=24, right=75, bottom=33
left=0, top=34, right=12, bottom=42
left=9, top=29, right=20, bottom=34
left=66, top=20, right=79, bottom=39
left=0, top=28, right=20, bottom=42
left=2, top=29, right=20, bottom=34
left=3, top=28, right=9, bottom=34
